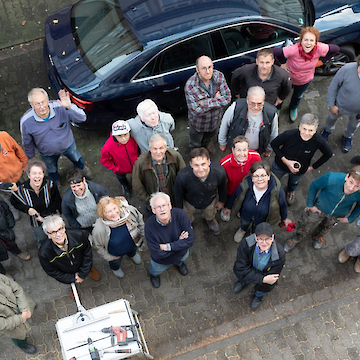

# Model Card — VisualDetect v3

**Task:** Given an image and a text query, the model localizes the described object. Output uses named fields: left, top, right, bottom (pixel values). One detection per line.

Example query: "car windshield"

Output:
left=71, top=0, right=143, bottom=73
left=258, top=0, right=305, bottom=27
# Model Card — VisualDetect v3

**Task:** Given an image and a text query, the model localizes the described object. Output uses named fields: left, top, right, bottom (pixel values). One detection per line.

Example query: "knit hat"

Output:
left=112, top=120, right=130, bottom=135
left=255, top=222, right=274, bottom=237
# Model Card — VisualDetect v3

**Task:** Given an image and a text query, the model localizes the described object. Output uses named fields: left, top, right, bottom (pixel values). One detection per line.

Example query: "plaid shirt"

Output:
left=184, top=69, right=231, bottom=132
left=152, top=156, right=168, bottom=193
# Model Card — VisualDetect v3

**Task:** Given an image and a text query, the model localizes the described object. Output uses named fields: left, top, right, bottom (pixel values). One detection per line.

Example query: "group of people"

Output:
left=2, top=25, right=360, bottom=354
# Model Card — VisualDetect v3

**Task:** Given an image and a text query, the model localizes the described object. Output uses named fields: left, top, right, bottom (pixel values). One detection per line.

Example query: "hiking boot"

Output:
left=250, top=296, right=263, bottom=310
left=233, top=281, right=245, bottom=294
left=320, top=129, right=331, bottom=141
left=338, top=249, right=350, bottom=263
left=150, top=274, right=160, bottom=288
left=88, top=267, right=101, bottom=281
left=206, top=218, right=220, bottom=235
left=354, top=259, right=360, bottom=273
left=83, top=166, right=93, bottom=180
left=286, top=191, right=295, bottom=206
left=220, top=208, right=230, bottom=222
left=234, top=228, right=245, bottom=243
left=112, top=268, right=125, bottom=278
left=350, top=156, right=360, bottom=165
left=19, top=343, right=37, bottom=354
left=131, top=252, right=141, bottom=264
left=342, top=136, right=352, bottom=153
left=176, top=263, right=188, bottom=276
left=206, top=141, right=216, bottom=155
left=313, top=236, right=325, bottom=249
left=123, top=186, right=132, bottom=199
left=284, top=238, right=297, bottom=252
left=289, top=108, right=298, bottom=122
left=17, top=251, right=30, bottom=261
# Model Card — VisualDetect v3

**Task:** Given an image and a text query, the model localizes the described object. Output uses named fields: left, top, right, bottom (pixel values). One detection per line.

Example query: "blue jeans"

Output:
left=115, top=174, right=131, bottom=189
left=149, top=250, right=189, bottom=277
left=108, top=247, right=137, bottom=270
left=272, top=162, right=305, bottom=192
left=40, top=140, right=84, bottom=182
left=289, top=81, right=312, bottom=110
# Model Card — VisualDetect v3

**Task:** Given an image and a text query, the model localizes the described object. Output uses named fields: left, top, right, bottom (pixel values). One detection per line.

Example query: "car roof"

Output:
left=120, top=0, right=262, bottom=46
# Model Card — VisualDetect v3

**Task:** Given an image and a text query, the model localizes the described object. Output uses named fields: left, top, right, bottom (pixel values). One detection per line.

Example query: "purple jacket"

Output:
left=20, top=102, right=86, bottom=157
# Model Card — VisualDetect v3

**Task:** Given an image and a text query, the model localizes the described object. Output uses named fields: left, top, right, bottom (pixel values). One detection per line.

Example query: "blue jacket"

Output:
left=145, top=208, right=194, bottom=265
left=307, top=172, right=360, bottom=223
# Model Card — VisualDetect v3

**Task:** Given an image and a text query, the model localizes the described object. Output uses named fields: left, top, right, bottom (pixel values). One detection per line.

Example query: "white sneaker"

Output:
left=220, top=208, right=230, bottom=222
left=131, top=252, right=141, bottom=264
left=112, top=268, right=124, bottom=278
left=234, top=228, right=245, bottom=243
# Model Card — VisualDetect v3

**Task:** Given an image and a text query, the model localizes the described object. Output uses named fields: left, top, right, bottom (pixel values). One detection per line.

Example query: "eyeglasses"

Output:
left=32, top=100, right=48, bottom=108
left=154, top=204, right=169, bottom=211
left=256, top=236, right=273, bottom=243
left=248, top=101, right=264, bottom=109
left=252, top=174, right=268, bottom=180
left=48, top=226, right=65, bottom=235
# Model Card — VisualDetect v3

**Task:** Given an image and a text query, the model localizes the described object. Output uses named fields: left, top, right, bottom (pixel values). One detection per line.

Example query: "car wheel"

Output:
left=316, top=45, right=355, bottom=76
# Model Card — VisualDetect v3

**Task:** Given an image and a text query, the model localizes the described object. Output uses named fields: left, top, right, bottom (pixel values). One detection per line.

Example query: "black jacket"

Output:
left=0, top=201, right=14, bottom=232
left=38, top=228, right=92, bottom=284
left=271, top=129, right=333, bottom=175
left=231, top=63, right=292, bottom=105
left=174, top=164, right=227, bottom=209
left=61, top=181, right=108, bottom=228
left=11, top=177, right=61, bottom=227
left=226, top=98, right=276, bottom=153
left=233, top=234, right=285, bottom=293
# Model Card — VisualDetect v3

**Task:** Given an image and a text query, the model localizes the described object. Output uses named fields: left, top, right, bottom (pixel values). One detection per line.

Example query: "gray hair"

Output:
left=28, top=88, right=49, bottom=103
left=136, top=99, right=158, bottom=118
left=42, top=214, right=65, bottom=235
left=149, top=192, right=171, bottom=209
left=149, top=134, right=167, bottom=148
left=300, top=113, right=319, bottom=127
left=247, top=86, right=265, bottom=99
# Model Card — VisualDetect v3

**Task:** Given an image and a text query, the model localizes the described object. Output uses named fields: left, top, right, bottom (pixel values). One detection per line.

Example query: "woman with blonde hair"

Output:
left=90, top=196, right=144, bottom=278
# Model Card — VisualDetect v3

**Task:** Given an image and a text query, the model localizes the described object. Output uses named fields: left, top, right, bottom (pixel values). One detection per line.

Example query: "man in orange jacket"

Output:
left=0, top=132, right=27, bottom=220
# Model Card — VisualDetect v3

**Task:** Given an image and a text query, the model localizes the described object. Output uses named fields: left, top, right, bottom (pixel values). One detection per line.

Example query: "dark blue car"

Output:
left=44, top=0, right=360, bottom=129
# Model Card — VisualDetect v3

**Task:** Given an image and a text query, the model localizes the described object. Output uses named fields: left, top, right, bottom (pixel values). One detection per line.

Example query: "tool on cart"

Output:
left=88, top=338, right=100, bottom=360
left=91, top=325, right=138, bottom=346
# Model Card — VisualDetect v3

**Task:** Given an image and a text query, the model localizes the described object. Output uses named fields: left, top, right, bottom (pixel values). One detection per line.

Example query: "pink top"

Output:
left=283, top=42, right=329, bottom=85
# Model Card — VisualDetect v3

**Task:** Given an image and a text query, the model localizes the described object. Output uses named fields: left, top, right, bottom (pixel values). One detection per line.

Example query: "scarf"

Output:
left=298, top=41, right=318, bottom=61
left=101, top=198, right=134, bottom=229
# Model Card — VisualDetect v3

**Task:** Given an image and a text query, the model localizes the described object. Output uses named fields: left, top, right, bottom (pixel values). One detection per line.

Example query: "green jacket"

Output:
left=132, top=148, right=186, bottom=205
left=0, top=274, right=35, bottom=340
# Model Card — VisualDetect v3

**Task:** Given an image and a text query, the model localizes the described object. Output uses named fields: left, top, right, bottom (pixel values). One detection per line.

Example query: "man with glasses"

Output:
left=20, top=88, right=91, bottom=188
left=185, top=55, right=231, bottom=154
left=145, top=192, right=194, bottom=288
left=38, top=214, right=100, bottom=300
left=285, top=166, right=360, bottom=252
left=219, top=86, right=278, bottom=157
left=233, top=222, right=285, bottom=310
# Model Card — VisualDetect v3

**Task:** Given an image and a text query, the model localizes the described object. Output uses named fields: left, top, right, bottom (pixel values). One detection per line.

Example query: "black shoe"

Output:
left=233, top=281, right=245, bottom=294
left=176, top=263, right=188, bottom=276
left=150, top=274, right=160, bottom=288
left=351, top=156, right=360, bottom=165
left=342, top=136, right=352, bottom=153
left=19, top=343, right=37, bottom=354
left=250, top=296, right=262, bottom=310
left=123, top=187, right=132, bottom=199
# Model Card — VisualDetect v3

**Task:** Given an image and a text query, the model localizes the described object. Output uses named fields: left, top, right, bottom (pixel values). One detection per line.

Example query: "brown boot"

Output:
left=88, top=267, right=101, bottom=281
left=354, top=259, right=360, bottom=273
left=17, top=251, right=31, bottom=261
left=338, top=249, right=350, bottom=263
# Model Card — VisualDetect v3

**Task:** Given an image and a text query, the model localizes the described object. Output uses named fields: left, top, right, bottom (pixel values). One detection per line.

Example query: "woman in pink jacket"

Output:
left=273, top=27, right=339, bottom=122
left=100, top=120, right=140, bottom=198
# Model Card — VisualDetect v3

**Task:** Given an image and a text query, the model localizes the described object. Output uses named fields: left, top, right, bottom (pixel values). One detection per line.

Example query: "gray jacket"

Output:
left=127, top=112, right=175, bottom=153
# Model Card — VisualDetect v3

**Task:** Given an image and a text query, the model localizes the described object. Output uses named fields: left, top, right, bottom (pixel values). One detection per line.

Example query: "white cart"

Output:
left=56, top=284, right=153, bottom=360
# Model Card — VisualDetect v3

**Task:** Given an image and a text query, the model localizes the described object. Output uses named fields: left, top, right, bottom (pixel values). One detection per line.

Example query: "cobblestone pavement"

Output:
left=1, top=9, right=360, bottom=360
left=173, top=292, right=360, bottom=360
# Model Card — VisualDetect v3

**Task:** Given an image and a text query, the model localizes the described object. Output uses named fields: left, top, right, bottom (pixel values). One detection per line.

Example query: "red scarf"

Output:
left=298, top=41, right=318, bottom=60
